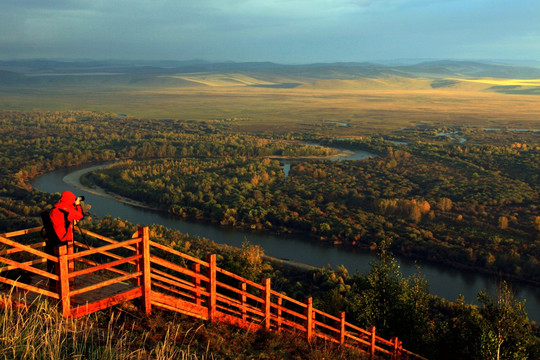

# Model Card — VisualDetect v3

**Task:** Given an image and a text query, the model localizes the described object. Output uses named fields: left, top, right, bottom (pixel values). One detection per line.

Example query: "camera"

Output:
left=77, top=196, right=85, bottom=202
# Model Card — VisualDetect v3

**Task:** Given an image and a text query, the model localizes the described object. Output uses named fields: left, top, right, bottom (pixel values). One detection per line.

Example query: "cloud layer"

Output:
left=1, top=0, right=539, bottom=63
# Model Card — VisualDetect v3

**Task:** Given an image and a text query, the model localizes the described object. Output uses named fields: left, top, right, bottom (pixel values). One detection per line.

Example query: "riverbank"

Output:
left=268, top=149, right=355, bottom=160
left=54, top=162, right=320, bottom=272
left=62, top=164, right=160, bottom=211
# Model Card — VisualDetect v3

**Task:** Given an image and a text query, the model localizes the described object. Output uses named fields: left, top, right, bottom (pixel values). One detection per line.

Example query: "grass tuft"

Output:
left=0, top=291, right=209, bottom=359
left=1, top=288, right=364, bottom=359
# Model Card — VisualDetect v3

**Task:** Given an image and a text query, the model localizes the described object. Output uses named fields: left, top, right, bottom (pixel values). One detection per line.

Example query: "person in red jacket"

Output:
left=45, top=191, right=84, bottom=277
left=49, top=191, right=85, bottom=243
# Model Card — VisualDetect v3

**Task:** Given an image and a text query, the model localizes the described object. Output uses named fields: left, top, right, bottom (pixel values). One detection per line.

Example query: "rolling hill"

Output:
left=1, top=59, right=540, bottom=92
left=1, top=59, right=539, bottom=125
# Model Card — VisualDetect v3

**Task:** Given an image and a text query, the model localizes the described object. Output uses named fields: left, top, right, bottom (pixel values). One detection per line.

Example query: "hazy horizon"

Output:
left=2, top=57, right=540, bottom=69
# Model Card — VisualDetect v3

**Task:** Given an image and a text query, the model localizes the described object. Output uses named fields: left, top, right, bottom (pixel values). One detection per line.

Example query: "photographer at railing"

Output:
left=40, top=191, right=85, bottom=289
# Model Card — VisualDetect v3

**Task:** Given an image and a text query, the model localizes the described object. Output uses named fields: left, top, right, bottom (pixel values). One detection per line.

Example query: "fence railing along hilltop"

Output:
left=0, top=226, right=427, bottom=360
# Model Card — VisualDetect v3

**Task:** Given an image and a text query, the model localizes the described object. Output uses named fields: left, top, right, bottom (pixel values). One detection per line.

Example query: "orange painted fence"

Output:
left=0, top=226, right=427, bottom=360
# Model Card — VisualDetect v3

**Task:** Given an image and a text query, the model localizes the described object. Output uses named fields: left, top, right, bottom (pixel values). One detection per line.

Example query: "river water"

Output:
left=32, top=155, right=540, bottom=322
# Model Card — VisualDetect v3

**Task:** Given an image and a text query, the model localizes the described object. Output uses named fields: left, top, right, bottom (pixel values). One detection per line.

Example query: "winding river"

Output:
left=32, top=149, right=540, bottom=322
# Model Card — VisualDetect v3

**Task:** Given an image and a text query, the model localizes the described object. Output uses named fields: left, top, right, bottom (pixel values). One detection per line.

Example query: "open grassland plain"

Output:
left=1, top=74, right=540, bottom=133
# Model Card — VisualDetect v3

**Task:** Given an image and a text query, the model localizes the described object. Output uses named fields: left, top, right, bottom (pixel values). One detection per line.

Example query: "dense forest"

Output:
left=83, top=127, right=540, bottom=285
left=1, top=110, right=539, bottom=359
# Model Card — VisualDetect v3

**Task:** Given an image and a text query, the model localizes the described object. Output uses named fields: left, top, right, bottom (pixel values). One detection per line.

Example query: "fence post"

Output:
left=239, top=282, right=247, bottom=322
left=191, top=263, right=201, bottom=306
left=305, top=297, right=313, bottom=342
left=133, top=231, right=141, bottom=287
left=277, top=296, right=282, bottom=332
left=339, top=312, right=346, bottom=344
left=57, top=245, right=71, bottom=317
left=263, top=278, right=271, bottom=330
left=67, top=240, right=75, bottom=275
left=138, top=226, right=152, bottom=316
left=206, top=254, right=216, bottom=322
left=369, top=326, right=376, bottom=360
left=391, top=337, right=400, bottom=360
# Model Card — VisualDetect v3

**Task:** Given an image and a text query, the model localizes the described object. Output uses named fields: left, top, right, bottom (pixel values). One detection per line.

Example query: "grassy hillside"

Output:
left=1, top=293, right=361, bottom=360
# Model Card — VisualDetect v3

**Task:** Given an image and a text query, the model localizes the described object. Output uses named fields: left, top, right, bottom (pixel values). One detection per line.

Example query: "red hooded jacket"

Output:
left=50, top=191, right=84, bottom=242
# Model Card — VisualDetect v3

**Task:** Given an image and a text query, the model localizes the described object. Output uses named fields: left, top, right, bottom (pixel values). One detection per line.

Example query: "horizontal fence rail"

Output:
left=0, top=226, right=427, bottom=360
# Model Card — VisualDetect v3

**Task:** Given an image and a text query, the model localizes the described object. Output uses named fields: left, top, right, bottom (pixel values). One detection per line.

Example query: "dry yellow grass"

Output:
left=128, top=84, right=540, bottom=131
left=169, top=73, right=275, bottom=87
left=453, top=78, right=540, bottom=87
left=1, top=75, right=539, bottom=133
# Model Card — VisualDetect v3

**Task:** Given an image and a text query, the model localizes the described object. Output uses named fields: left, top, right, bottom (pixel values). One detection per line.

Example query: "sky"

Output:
left=1, top=0, right=539, bottom=64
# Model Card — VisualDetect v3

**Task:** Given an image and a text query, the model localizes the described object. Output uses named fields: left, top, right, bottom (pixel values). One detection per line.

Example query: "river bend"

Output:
left=32, top=154, right=540, bottom=322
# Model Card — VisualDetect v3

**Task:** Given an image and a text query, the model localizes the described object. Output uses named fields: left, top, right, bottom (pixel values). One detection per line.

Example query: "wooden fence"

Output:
left=0, top=226, right=426, bottom=360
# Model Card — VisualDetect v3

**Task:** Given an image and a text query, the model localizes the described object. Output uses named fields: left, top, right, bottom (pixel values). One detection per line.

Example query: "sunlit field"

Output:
left=456, top=78, right=540, bottom=86
left=1, top=75, right=540, bottom=134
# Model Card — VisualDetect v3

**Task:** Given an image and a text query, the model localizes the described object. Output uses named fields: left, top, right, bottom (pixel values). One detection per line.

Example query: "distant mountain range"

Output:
left=1, top=59, right=540, bottom=94
left=1, top=59, right=539, bottom=77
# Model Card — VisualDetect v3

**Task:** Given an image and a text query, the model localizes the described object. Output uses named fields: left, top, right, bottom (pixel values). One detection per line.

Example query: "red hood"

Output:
left=57, top=191, right=77, bottom=206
